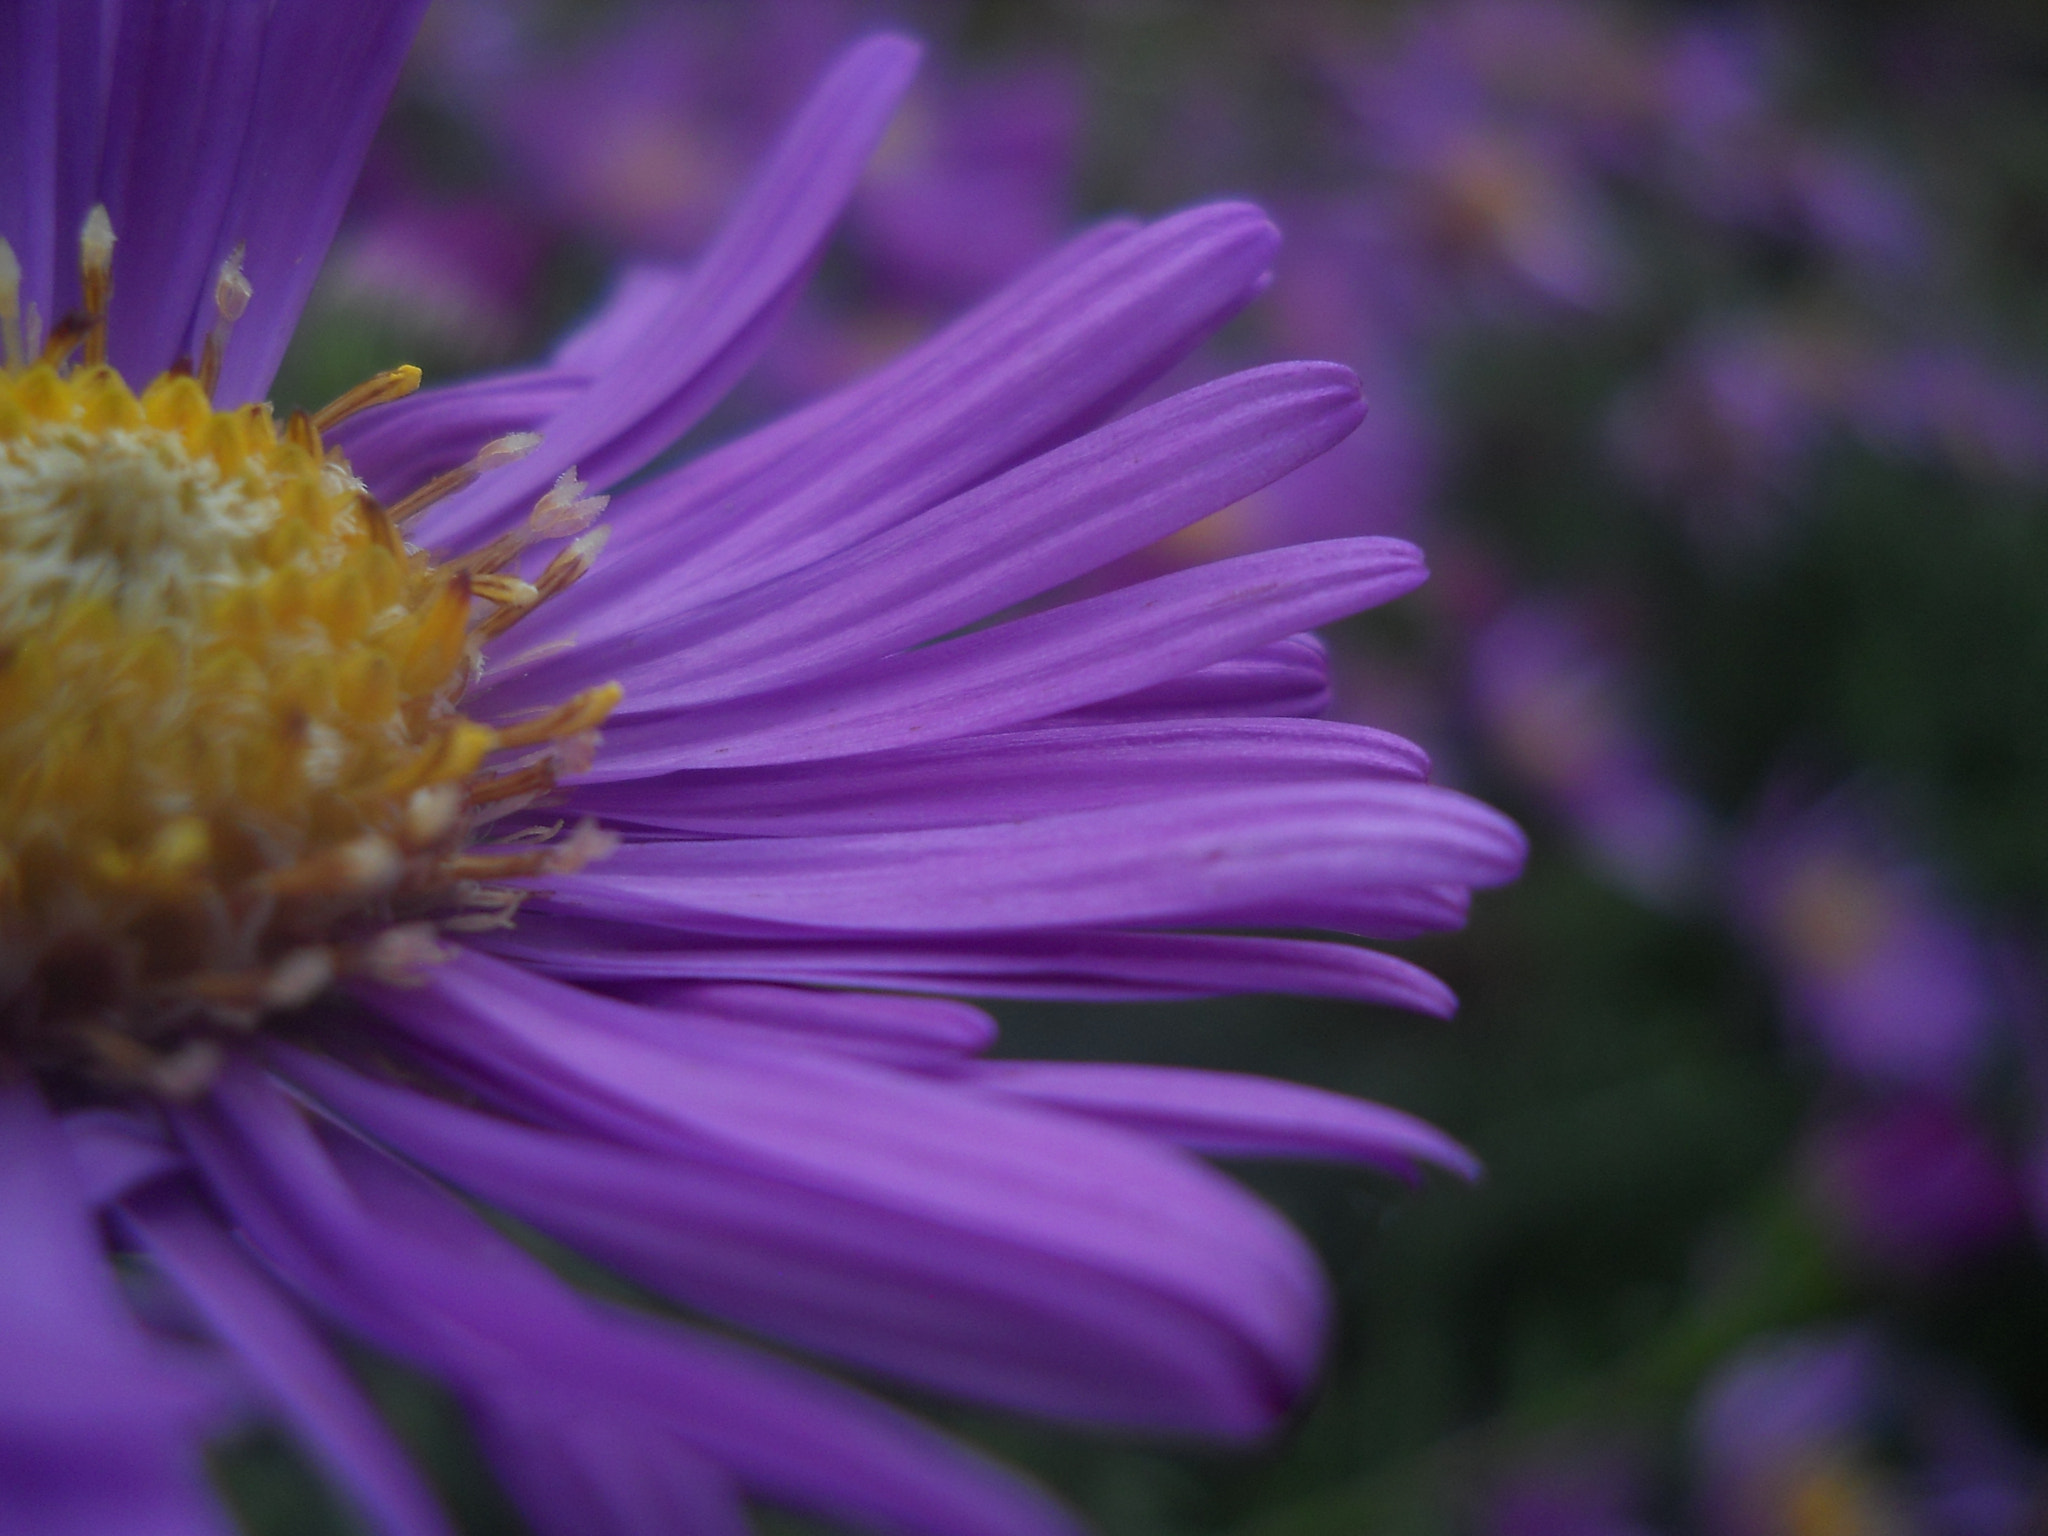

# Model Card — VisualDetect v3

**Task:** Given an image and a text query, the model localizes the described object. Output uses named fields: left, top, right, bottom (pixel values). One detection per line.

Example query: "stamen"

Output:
left=491, top=683, right=624, bottom=751
left=356, top=923, right=453, bottom=982
left=310, top=362, right=421, bottom=433
left=442, top=819, right=616, bottom=881
left=530, top=468, right=609, bottom=537
left=340, top=495, right=401, bottom=564
left=466, top=757, right=560, bottom=809
left=78, top=205, right=114, bottom=367
left=0, top=238, right=22, bottom=370
left=386, top=430, right=542, bottom=524
left=284, top=407, right=322, bottom=458
left=38, top=311, right=88, bottom=368
left=449, top=466, right=606, bottom=579
left=196, top=245, right=250, bottom=398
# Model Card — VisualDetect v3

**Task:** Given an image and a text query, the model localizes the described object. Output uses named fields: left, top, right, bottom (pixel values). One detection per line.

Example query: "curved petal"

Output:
left=968, top=1063, right=1483, bottom=1182
left=1058, top=633, right=1333, bottom=723
left=577, top=538, right=1426, bottom=774
left=474, top=1403, right=749, bottom=1536
left=484, top=362, right=1365, bottom=716
left=176, top=1066, right=1085, bottom=1536
left=562, top=718, right=1428, bottom=838
left=540, top=780, right=1523, bottom=938
left=480, top=918, right=1463, bottom=1014
left=0, top=1083, right=228, bottom=1536
left=504, top=205, right=1277, bottom=644
left=119, top=1183, right=454, bottom=1536
left=315, top=952, right=1329, bottom=1434
left=419, top=35, right=922, bottom=548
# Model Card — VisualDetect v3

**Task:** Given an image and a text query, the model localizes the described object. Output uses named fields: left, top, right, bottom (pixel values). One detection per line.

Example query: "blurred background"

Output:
left=256, top=2, right=2048, bottom=1532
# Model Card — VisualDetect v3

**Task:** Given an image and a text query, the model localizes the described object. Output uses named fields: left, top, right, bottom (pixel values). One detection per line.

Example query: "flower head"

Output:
left=0, top=8, right=1523, bottom=1534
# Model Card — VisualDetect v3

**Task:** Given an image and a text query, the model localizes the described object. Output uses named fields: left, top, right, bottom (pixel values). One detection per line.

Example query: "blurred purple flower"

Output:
left=1802, top=1095, right=2026, bottom=1279
left=1655, top=19, right=1926, bottom=279
left=1341, top=16, right=1630, bottom=319
left=1733, top=795, right=1997, bottom=1090
left=1850, top=345, right=2048, bottom=485
left=314, top=171, right=547, bottom=360
left=1695, top=1332, right=2044, bottom=1536
left=1468, top=599, right=1713, bottom=905
left=0, top=9, right=1526, bottom=1535
left=1486, top=1448, right=1666, bottom=1536
left=1606, top=319, right=1858, bottom=542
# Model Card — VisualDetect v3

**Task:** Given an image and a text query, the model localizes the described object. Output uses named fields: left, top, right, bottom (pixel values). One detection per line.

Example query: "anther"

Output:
left=197, top=246, right=250, bottom=398
left=0, top=238, right=22, bottom=370
left=530, top=468, right=609, bottom=537
left=78, top=205, right=114, bottom=367
left=311, top=363, right=422, bottom=433
left=386, top=430, right=543, bottom=524
left=357, top=924, right=453, bottom=982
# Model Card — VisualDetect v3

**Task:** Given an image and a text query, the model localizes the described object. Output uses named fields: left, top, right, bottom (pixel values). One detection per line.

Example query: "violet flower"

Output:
left=0, top=6, right=1525, bottom=1534
left=1693, top=1331, right=2044, bottom=1536
left=1801, top=1095, right=2026, bottom=1279
left=1732, top=795, right=1996, bottom=1091
left=1467, top=599, right=1713, bottom=907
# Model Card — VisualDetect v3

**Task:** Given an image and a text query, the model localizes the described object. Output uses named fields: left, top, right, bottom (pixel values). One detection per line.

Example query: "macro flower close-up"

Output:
left=0, top=5, right=1529, bottom=1534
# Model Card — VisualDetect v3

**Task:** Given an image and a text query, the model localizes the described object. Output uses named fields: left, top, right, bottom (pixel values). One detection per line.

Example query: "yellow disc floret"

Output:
left=0, top=218, right=620, bottom=1092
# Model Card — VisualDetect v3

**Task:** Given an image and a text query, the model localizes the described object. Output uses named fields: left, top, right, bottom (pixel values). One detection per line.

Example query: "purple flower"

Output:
left=0, top=7, right=1524, bottom=1534
left=1605, top=318, right=1859, bottom=543
left=1693, top=1331, right=2045, bottom=1536
left=1802, top=1095, right=2026, bottom=1279
left=313, top=168, right=547, bottom=361
left=1485, top=1448, right=1665, bottom=1536
left=1467, top=598, right=1714, bottom=906
left=1342, top=37, right=1629, bottom=320
left=1733, top=794, right=1996, bottom=1090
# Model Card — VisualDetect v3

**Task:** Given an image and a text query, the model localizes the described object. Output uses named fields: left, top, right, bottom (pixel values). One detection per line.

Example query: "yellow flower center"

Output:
left=0, top=216, right=619, bottom=1093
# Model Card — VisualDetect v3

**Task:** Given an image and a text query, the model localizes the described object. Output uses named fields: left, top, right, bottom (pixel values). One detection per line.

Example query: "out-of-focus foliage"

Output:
left=258, top=2, right=2048, bottom=1533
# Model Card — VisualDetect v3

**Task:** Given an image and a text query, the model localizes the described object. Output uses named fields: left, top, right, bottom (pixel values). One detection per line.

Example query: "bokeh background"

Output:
left=253, top=2, right=2048, bottom=1532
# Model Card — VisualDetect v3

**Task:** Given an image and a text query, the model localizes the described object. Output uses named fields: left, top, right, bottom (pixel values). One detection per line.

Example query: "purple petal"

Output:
left=96, top=0, right=268, bottom=381
left=482, top=362, right=1365, bottom=716
left=968, top=1063, right=1483, bottom=1182
left=483, top=919, right=1462, bottom=1013
left=312, top=951, right=1329, bottom=1434
left=205, top=0, right=433, bottom=403
left=59, top=1108, right=182, bottom=1206
left=119, top=1183, right=454, bottom=1536
left=600, top=981, right=998, bottom=1069
left=474, top=1404, right=748, bottom=1536
left=0, top=2, right=60, bottom=323
left=498, top=204, right=1278, bottom=645
left=540, top=780, right=1524, bottom=937
left=0, top=1082, right=228, bottom=1536
left=41, top=2, right=110, bottom=327
left=176, top=1066, right=1084, bottom=1536
left=578, top=538, right=1426, bottom=774
left=546, top=262, right=697, bottom=373
left=564, top=717, right=1427, bottom=837
left=420, top=35, right=922, bottom=548
left=1058, top=634, right=1333, bottom=723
